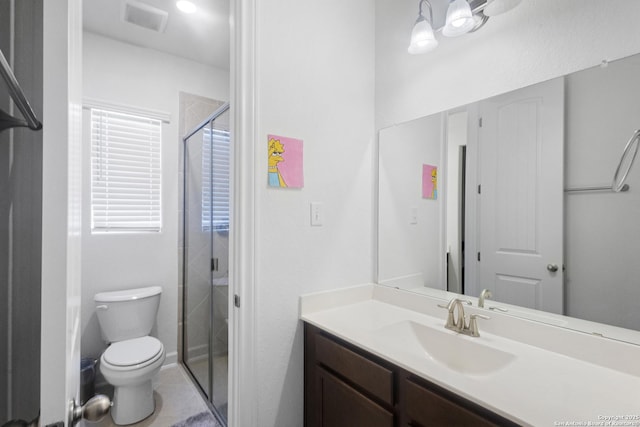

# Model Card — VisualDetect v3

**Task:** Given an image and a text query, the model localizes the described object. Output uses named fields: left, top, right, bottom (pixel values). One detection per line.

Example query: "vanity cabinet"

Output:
left=304, top=323, right=518, bottom=427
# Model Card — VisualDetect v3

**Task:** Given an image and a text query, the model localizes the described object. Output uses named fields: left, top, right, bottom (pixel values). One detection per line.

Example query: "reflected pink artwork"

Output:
left=422, top=164, right=437, bottom=199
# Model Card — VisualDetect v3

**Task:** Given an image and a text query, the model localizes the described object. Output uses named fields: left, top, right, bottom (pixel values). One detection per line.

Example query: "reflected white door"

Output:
left=478, top=77, right=564, bottom=313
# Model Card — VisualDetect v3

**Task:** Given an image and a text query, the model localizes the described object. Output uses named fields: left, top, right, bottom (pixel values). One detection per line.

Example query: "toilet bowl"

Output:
left=100, top=336, right=165, bottom=424
left=94, top=286, right=165, bottom=425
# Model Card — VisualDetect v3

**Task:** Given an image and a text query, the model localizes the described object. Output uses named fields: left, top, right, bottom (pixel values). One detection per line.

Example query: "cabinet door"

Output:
left=317, top=367, right=393, bottom=427
left=405, top=378, right=499, bottom=427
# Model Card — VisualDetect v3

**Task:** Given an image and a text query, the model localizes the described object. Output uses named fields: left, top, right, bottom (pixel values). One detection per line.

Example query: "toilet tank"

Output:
left=94, top=286, right=162, bottom=343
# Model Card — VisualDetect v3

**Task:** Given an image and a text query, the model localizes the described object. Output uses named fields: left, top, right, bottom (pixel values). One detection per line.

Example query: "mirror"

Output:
left=378, top=52, right=640, bottom=342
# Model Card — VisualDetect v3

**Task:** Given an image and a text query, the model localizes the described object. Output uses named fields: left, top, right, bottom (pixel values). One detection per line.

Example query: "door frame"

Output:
left=39, top=0, right=259, bottom=424
left=229, top=0, right=258, bottom=426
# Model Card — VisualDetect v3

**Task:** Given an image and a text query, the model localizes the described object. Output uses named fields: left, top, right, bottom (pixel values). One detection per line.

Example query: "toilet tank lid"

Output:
left=94, top=286, right=162, bottom=303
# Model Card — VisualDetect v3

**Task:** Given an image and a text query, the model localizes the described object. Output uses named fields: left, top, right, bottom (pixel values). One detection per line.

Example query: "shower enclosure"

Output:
left=182, top=103, right=230, bottom=424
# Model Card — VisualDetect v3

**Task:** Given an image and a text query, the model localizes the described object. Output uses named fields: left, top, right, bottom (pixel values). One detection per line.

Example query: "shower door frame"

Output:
left=181, top=102, right=230, bottom=425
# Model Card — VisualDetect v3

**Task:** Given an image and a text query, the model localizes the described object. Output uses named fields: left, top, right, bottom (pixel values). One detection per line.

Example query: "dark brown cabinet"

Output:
left=316, top=367, right=394, bottom=427
left=304, top=323, right=519, bottom=427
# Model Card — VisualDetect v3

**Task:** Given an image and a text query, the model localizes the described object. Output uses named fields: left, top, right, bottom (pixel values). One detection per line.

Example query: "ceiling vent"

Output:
left=121, top=0, right=169, bottom=33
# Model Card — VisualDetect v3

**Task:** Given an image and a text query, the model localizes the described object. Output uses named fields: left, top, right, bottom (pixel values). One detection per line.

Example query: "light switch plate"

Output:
left=410, top=207, right=418, bottom=224
left=311, top=202, right=323, bottom=226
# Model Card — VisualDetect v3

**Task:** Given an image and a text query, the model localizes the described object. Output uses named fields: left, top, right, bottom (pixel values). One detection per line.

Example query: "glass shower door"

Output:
left=184, top=124, right=213, bottom=399
left=183, top=104, right=230, bottom=423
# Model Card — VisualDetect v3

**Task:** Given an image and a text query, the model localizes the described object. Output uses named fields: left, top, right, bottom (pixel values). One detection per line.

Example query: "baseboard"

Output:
left=164, top=350, right=178, bottom=366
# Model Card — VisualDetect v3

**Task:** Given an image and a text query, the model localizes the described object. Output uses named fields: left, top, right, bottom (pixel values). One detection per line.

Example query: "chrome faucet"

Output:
left=437, top=298, right=471, bottom=332
left=479, top=288, right=509, bottom=312
left=478, top=289, right=492, bottom=308
left=438, top=298, right=490, bottom=337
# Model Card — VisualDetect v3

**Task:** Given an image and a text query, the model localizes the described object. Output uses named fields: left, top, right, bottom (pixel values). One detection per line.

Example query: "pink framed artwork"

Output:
left=422, top=164, right=438, bottom=199
left=268, top=134, right=304, bottom=188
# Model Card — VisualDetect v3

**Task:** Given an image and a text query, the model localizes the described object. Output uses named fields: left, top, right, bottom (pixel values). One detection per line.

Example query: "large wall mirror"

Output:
left=378, top=52, right=640, bottom=342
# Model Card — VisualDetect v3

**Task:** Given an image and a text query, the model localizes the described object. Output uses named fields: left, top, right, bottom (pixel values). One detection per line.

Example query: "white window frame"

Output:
left=89, top=106, right=165, bottom=233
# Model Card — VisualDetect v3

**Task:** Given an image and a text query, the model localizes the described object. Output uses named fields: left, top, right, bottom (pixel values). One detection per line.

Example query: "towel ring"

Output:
left=612, top=129, right=640, bottom=192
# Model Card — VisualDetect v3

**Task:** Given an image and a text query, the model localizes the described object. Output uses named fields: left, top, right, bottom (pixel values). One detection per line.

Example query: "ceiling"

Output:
left=83, top=0, right=230, bottom=70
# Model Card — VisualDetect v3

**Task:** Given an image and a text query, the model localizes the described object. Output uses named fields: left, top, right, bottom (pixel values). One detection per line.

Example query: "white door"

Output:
left=478, top=77, right=564, bottom=313
left=40, top=1, right=84, bottom=425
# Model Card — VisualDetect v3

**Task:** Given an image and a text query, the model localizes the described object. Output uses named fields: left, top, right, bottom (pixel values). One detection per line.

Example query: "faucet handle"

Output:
left=488, top=305, right=508, bottom=313
left=437, top=298, right=472, bottom=310
left=437, top=303, right=456, bottom=328
left=470, top=314, right=490, bottom=320
left=467, top=314, right=490, bottom=337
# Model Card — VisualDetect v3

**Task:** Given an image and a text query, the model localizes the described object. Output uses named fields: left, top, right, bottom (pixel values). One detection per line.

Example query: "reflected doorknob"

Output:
left=547, top=263, right=559, bottom=272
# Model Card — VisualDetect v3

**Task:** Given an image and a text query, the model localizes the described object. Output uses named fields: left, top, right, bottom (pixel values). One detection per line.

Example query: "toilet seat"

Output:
left=103, top=336, right=163, bottom=370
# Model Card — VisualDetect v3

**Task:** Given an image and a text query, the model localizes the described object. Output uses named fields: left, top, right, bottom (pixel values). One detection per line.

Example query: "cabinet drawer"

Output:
left=405, top=379, right=498, bottom=427
left=315, top=333, right=394, bottom=405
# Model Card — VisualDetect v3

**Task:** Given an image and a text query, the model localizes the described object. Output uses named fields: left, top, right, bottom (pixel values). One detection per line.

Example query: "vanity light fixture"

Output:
left=176, top=0, right=196, bottom=14
left=408, top=0, right=522, bottom=55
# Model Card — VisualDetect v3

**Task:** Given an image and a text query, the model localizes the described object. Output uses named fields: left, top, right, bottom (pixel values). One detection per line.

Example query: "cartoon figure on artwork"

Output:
left=431, top=167, right=438, bottom=199
left=268, top=138, right=287, bottom=187
left=422, top=164, right=437, bottom=199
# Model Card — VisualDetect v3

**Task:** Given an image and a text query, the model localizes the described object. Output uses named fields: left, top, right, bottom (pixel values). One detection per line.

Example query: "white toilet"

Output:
left=94, top=286, right=166, bottom=425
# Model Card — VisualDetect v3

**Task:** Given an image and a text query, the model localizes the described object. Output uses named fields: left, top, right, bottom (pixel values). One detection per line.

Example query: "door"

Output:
left=0, top=1, right=84, bottom=425
left=40, top=0, right=84, bottom=425
left=478, top=77, right=564, bottom=313
left=316, top=367, right=393, bottom=427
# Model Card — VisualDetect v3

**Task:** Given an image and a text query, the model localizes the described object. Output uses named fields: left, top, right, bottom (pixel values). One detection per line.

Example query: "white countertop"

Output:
left=300, top=284, right=640, bottom=426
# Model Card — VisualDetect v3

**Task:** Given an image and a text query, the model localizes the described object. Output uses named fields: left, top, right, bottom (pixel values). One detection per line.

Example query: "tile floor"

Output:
left=185, top=355, right=228, bottom=420
left=87, top=364, right=215, bottom=427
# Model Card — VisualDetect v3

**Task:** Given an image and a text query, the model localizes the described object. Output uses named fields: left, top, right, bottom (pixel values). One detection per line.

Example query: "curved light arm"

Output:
left=612, top=129, right=640, bottom=192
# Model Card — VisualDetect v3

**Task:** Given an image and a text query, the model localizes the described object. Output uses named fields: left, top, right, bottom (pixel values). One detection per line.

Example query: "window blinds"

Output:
left=202, top=127, right=230, bottom=231
left=90, top=108, right=162, bottom=232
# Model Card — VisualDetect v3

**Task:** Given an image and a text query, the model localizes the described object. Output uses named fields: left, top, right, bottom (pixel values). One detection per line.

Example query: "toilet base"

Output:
left=111, top=380, right=155, bottom=425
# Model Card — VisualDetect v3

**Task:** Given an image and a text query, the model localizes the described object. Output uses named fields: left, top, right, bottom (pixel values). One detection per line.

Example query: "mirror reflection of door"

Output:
left=446, top=111, right=467, bottom=295
left=476, top=77, right=564, bottom=313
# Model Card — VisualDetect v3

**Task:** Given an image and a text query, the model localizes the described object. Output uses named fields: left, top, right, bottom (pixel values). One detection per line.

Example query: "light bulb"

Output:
left=176, top=0, right=197, bottom=14
left=443, top=0, right=475, bottom=37
left=408, top=16, right=438, bottom=54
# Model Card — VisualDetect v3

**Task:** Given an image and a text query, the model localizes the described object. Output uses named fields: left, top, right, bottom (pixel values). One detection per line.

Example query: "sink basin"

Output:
left=377, top=320, right=515, bottom=375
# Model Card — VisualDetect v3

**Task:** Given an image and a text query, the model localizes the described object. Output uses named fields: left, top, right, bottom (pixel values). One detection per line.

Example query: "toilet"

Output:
left=94, top=286, right=166, bottom=425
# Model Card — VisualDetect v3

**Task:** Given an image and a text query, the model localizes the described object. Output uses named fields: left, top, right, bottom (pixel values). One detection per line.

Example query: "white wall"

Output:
left=565, top=55, right=640, bottom=330
left=80, top=32, right=229, bottom=365
left=375, top=0, right=640, bottom=131
left=254, top=0, right=375, bottom=425
left=378, top=114, right=443, bottom=290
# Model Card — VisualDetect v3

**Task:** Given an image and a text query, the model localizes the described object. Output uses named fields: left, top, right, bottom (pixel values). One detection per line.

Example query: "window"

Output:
left=202, top=126, right=230, bottom=232
left=90, top=108, right=162, bottom=232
